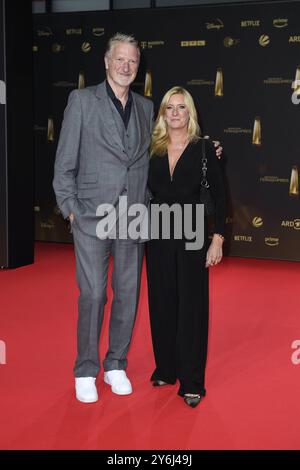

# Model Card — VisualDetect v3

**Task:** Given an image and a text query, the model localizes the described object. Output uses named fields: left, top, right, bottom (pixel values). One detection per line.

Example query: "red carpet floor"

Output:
left=0, top=242, right=299, bottom=450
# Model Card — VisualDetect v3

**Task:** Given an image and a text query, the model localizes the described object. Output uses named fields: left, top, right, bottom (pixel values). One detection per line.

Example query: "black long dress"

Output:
left=146, top=138, right=226, bottom=397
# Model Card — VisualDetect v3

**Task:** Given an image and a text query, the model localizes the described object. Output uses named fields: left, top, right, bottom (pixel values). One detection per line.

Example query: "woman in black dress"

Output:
left=146, top=86, right=226, bottom=408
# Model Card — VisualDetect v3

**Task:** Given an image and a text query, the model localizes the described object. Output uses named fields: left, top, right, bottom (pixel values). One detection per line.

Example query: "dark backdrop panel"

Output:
left=33, top=2, right=300, bottom=261
left=0, top=0, right=34, bottom=268
left=0, top=0, right=7, bottom=265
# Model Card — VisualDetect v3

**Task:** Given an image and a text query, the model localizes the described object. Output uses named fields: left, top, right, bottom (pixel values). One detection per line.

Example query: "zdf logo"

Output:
left=0, top=79, right=6, bottom=104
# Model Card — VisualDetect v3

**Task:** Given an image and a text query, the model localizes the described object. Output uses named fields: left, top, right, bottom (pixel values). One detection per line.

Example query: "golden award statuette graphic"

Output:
left=78, top=71, right=85, bottom=89
left=292, top=66, right=300, bottom=94
left=252, top=117, right=261, bottom=146
left=47, top=117, right=54, bottom=142
left=289, top=166, right=299, bottom=196
left=215, top=68, right=223, bottom=97
left=144, top=70, right=152, bottom=98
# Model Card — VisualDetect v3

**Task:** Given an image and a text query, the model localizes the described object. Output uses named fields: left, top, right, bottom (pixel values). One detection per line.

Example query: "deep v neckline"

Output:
left=167, top=143, right=190, bottom=182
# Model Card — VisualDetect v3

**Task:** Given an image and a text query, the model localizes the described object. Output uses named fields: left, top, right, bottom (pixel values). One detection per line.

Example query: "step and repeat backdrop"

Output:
left=0, top=1, right=6, bottom=265
left=33, top=1, right=300, bottom=260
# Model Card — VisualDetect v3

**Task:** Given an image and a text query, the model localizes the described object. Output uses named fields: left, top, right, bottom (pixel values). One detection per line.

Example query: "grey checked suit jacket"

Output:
left=53, top=81, right=154, bottom=238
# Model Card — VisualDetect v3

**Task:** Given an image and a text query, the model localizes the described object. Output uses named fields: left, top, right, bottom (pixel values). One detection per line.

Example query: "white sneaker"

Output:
left=75, top=377, right=98, bottom=403
left=104, top=370, right=132, bottom=395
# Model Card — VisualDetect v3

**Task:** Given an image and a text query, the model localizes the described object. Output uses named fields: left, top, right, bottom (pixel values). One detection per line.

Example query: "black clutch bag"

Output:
left=200, top=138, right=215, bottom=216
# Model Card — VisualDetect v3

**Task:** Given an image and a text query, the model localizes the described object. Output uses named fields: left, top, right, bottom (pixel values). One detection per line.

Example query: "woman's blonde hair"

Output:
left=150, top=86, right=201, bottom=156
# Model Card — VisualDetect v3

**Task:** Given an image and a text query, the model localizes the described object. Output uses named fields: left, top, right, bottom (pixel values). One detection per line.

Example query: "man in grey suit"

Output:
left=53, top=33, right=153, bottom=403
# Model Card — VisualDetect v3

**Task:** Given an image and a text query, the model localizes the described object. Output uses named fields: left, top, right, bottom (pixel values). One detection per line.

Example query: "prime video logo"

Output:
left=0, top=79, right=6, bottom=104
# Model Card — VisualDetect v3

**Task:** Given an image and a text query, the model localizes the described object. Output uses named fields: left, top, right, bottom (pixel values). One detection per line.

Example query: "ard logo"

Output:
left=281, top=219, right=300, bottom=230
left=289, top=36, right=300, bottom=43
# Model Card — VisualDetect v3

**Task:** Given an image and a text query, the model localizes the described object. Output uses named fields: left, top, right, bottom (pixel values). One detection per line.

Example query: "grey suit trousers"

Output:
left=72, top=220, right=144, bottom=378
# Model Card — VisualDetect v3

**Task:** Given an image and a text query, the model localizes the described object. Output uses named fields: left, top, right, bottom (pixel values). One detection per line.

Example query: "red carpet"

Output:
left=0, top=242, right=299, bottom=450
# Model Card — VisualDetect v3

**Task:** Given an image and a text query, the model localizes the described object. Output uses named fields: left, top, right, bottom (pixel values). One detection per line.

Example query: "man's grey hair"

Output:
left=105, top=32, right=140, bottom=58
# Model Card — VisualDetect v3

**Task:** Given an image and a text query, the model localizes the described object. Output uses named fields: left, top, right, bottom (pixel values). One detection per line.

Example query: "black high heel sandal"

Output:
left=183, top=394, right=202, bottom=408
